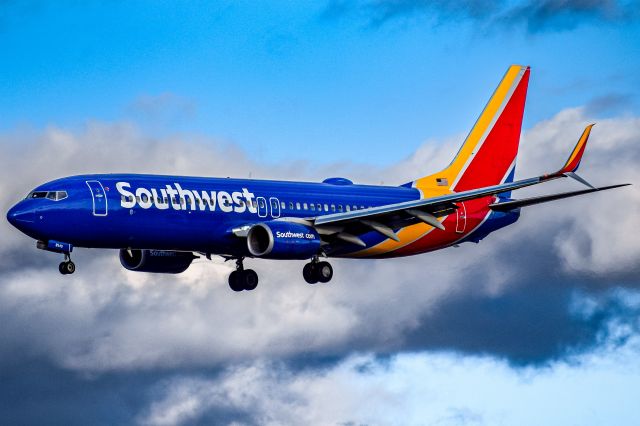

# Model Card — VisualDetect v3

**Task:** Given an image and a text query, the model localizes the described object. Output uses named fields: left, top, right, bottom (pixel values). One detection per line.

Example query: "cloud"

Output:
left=585, top=93, right=634, bottom=116
left=0, top=108, right=639, bottom=372
left=323, top=0, right=640, bottom=33
left=138, top=336, right=640, bottom=425
left=500, top=0, right=637, bottom=32
left=0, top=106, right=639, bottom=421
left=128, top=93, right=198, bottom=125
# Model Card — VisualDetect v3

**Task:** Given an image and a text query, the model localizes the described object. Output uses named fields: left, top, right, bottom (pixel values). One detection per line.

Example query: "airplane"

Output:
left=6, top=65, right=629, bottom=292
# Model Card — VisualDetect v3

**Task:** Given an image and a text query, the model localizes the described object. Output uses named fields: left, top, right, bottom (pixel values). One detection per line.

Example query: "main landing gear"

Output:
left=228, top=258, right=258, bottom=292
left=58, top=253, right=76, bottom=275
left=303, top=257, right=333, bottom=284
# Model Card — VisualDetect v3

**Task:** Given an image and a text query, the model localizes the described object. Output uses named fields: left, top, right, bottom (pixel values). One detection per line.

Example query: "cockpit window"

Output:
left=26, top=190, right=68, bottom=201
left=28, top=191, right=48, bottom=199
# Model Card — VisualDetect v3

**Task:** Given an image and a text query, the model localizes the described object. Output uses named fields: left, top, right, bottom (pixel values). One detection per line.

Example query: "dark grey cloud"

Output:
left=501, top=0, right=637, bottom=32
left=401, top=238, right=640, bottom=366
left=585, top=93, right=634, bottom=116
left=0, top=358, right=252, bottom=426
left=323, top=0, right=640, bottom=33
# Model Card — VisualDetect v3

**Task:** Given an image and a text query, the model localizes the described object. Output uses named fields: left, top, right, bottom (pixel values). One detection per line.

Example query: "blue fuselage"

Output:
left=7, top=174, right=422, bottom=257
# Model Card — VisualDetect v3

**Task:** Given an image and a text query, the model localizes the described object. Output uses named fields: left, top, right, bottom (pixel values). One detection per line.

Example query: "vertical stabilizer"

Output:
left=411, top=65, right=530, bottom=197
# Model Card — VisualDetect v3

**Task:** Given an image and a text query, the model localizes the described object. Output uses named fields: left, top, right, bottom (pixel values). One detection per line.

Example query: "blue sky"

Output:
left=1, top=1, right=640, bottom=425
left=2, top=0, right=639, bottom=165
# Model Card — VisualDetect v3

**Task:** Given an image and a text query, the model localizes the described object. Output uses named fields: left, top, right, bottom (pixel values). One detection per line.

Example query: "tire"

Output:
left=60, top=261, right=76, bottom=275
left=303, top=263, right=318, bottom=284
left=243, top=269, right=259, bottom=291
left=316, top=261, right=333, bottom=283
left=59, top=262, right=68, bottom=275
left=228, top=270, right=244, bottom=292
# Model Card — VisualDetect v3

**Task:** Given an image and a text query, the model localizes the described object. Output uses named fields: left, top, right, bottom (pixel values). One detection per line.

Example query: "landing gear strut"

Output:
left=58, top=253, right=76, bottom=275
left=228, top=257, right=259, bottom=292
left=303, top=256, right=333, bottom=284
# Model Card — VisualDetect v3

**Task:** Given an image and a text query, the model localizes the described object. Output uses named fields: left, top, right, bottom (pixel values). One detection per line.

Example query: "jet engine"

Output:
left=119, top=249, right=195, bottom=273
left=247, top=221, right=321, bottom=259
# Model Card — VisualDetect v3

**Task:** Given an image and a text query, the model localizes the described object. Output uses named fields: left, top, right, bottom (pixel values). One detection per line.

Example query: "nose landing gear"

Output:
left=36, top=240, right=76, bottom=275
left=303, top=257, right=333, bottom=284
left=228, top=258, right=259, bottom=292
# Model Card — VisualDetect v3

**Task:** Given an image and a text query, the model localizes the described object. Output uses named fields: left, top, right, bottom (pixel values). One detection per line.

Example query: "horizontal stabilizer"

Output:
left=489, top=184, right=630, bottom=212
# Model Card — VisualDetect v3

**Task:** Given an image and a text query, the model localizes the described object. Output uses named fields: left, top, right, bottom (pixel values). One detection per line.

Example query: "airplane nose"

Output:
left=6, top=203, right=35, bottom=227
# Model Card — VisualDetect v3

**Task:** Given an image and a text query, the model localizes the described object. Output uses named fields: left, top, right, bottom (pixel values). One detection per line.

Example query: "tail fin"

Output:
left=410, top=65, right=530, bottom=197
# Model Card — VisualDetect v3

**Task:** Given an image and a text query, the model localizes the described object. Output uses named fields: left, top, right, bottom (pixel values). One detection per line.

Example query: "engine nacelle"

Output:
left=119, top=249, right=195, bottom=274
left=247, top=221, right=321, bottom=259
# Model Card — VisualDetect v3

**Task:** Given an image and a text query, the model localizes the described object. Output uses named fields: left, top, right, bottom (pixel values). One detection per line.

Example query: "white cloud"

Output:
left=138, top=336, right=640, bottom=426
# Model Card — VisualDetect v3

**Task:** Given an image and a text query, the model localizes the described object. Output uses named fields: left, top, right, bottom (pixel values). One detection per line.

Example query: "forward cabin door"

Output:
left=86, top=180, right=108, bottom=216
left=455, top=202, right=467, bottom=233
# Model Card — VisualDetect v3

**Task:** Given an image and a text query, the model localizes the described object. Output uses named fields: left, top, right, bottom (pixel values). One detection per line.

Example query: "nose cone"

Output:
left=7, top=203, right=35, bottom=229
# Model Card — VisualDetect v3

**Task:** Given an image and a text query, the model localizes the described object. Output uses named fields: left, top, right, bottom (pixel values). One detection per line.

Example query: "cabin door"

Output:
left=455, top=202, right=467, bottom=233
left=86, top=180, right=108, bottom=217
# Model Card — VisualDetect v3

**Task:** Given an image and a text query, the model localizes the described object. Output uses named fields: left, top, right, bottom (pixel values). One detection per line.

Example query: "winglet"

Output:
left=559, top=124, right=594, bottom=174
left=543, top=124, right=596, bottom=188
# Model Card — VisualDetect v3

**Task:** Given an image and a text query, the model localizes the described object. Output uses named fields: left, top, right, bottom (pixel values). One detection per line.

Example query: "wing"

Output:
left=310, top=124, right=629, bottom=246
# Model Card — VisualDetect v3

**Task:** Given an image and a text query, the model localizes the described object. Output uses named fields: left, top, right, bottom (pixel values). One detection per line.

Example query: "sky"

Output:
left=0, top=1, right=640, bottom=425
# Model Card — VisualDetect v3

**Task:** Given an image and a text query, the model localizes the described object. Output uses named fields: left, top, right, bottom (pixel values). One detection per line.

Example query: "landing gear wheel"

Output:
left=242, top=269, right=259, bottom=291
left=316, top=261, right=333, bottom=283
left=303, top=263, right=319, bottom=284
left=228, top=270, right=244, bottom=292
left=59, top=261, right=75, bottom=275
left=228, top=257, right=259, bottom=292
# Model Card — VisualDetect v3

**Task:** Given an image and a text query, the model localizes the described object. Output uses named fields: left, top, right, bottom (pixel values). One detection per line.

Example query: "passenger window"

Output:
left=303, top=203, right=308, bottom=210
left=331, top=204, right=336, bottom=212
left=296, top=202, right=301, bottom=210
left=324, top=204, right=328, bottom=212
left=289, top=202, right=294, bottom=210
left=346, top=205, right=351, bottom=212
left=281, top=201, right=286, bottom=209
left=310, top=204, right=315, bottom=211
left=353, top=205, right=357, bottom=210
left=317, top=203, right=321, bottom=211
left=338, top=205, right=343, bottom=212
left=141, top=194, right=149, bottom=203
